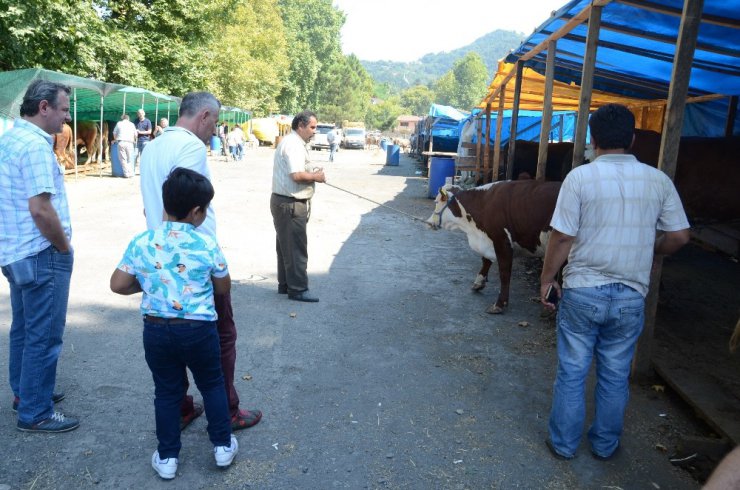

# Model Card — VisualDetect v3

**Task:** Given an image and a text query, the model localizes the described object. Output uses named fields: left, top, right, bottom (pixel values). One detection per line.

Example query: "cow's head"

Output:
left=427, top=185, right=458, bottom=230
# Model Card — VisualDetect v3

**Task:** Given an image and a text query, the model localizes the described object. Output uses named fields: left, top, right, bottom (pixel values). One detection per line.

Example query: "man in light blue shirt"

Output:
left=0, top=80, right=79, bottom=433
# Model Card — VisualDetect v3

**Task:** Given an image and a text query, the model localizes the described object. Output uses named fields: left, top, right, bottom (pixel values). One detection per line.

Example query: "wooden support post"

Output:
left=476, top=115, right=483, bottom=181
left=572, top=4, right=602, bottom=169
left=726, top=96, right=738, bottom=137
left=536, top=40, right=556, bottom=181
left=506, top=61, right=524, bottom=180
left=492, top=86, right=506, bottom=183
left=634, top=0, right=704, bottom=379
left=484, top=102, right=492, bottom=184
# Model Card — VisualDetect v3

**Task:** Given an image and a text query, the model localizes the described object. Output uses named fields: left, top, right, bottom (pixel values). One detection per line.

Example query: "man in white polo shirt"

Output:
left=140, top=91, right=262, bottom=432
left=540, top=103, right=690, bottom=461
left=112, top=114, right=137, bottom=178
left=270, top=110, right=325, bottom=302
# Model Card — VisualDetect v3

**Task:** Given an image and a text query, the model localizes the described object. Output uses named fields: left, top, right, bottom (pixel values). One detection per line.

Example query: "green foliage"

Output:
left=316, top=55, right=373, bottom=124
left=361, top=30, right=523, bottom=93
left=434, top=52, right=489, bottom=110
left=400, top=85, right=435, bottom=116
left=209, top=0, right=288, bottom=116
left=277, top=0, right=345, bottom=114
left=365, top=97, right=404, bottom=131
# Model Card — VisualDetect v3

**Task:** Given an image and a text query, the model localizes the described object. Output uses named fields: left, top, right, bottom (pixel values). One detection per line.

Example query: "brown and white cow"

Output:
left=427, top=179, right=561, bottom=314
left=53, top=123, right=74, bottom=170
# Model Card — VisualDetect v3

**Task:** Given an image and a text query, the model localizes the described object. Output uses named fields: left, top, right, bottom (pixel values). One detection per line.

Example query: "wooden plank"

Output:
left=691, top=223, right=740, bottom=258
left=483, top=102, right=491, bottom=184
left=636, top=0, right=704, bottom=378
left=506, top=61, right=524, bottom=180
left=653, top=359, right=740, bottom=445
left=572, top=4, right=602, bottom=168
left=726, top=96, right=738, bottom=138
left=536, top=40, right=556, bottom=181
left=492, top=86, right=506, bottom=183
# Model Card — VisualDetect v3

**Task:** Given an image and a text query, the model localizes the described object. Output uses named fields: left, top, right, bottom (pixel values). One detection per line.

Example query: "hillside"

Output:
left=361, top=29, right=524, bottom=92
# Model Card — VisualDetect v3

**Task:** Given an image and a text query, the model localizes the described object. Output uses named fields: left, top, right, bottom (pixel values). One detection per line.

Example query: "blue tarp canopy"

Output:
left=505, top=0, right=740, bottom=99
left=428, top=104, right=468, bottom=121
left=461, top=109, right=577, bottom=147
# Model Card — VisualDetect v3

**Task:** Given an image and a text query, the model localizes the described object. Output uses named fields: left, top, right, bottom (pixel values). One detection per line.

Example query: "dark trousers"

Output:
left=270, top=193, right=310, bottom=293
left=179, top=291, right=240, bottom=418
left=144, top=319, right=231, bottom=459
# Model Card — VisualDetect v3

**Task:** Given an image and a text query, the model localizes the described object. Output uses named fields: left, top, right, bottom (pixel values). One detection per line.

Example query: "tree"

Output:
left=209, top=0, right=288, bottom=116
left=277, top=0, right=345, bottom=113
left=433, top=52, right=489, bottom=110
left=316, top=54, right=373, bottom=123
left=400, top=85, right=436, bottom=116
left=366, top=97, right=404, bottom=131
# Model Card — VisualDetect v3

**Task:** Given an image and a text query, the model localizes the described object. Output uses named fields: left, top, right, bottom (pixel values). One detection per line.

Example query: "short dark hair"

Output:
left=589, top=104, right=635, bottom=150
left=20, top=80, right=71, bottom=117
left=162, top=168, right=214, bottom=220
left=292, top=110, right=317, bottom=131
left=179, top=92, right=221, bottom=118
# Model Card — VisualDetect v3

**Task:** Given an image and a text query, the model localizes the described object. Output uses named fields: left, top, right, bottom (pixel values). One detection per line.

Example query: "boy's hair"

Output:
left=588, top=103, right=635, bottom=150
left=162, top=168, right=215, bottom=220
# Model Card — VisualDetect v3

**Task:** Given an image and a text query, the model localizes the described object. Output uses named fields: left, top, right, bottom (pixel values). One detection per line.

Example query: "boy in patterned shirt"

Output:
left=110, top=168, right=237, bottom=479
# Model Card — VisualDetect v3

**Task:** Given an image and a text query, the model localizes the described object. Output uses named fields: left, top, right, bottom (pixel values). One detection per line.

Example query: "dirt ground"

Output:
left=0, top=145, right=720, bottom=489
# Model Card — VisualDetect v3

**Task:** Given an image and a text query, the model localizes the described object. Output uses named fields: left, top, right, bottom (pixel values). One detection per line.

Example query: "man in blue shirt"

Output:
left=0, top=80, right=79, bottom=433
left=133, top=108, right=152, bottom=174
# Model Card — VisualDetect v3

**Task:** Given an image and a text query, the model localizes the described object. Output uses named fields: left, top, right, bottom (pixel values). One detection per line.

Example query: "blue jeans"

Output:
left=134, top=140, right=148, bottom=171
left=548, top=283, right=645, bottom=458
left=329, top=143, right=338, bottom=161
left=2, top=245, right=73, bottom=424
left=143, top=319, right=231, bottom=458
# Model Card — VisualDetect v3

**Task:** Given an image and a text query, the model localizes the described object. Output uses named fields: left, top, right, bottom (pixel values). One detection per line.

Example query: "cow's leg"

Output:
left=486, top=238, right=513, bottom=314
left=472, top=257, right=491, bottom=291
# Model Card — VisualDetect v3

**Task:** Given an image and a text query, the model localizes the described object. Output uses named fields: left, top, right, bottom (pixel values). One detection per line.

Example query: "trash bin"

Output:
left=110, top=141, right=124, bottom=177
left=210, top=135, right=221, bottom=152
left=428, top=157, right=455, bottom=198
left=386, top=144, right=400, bottom=166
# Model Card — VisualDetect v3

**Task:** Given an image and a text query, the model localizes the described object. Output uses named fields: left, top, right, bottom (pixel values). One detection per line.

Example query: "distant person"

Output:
left=0, top=79, right=79, bottom=433
left=112, top=114, right=137, bottom=178
left=540, top=104, right=690, bottom=461
left=232, top=124, right=245, bottom=161
left=139, top=91, right=262, bottom=433
left=218, top=122, right=228, bottom=158
left=133, top=108, right=152, bottom=173
left=110, top=168, right=238, bottom=479
left=152, top=117, right=169, bottom=139
left=270, top=110, right=326, bottom=302
left=327, top=129, right=338, bottom=162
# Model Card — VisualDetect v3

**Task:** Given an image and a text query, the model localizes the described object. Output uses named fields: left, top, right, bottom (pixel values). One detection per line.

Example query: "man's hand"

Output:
left=540, top=281, right=561, bottom=311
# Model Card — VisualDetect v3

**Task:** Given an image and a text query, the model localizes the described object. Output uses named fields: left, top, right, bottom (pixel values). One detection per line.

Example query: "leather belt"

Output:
left=272, top=193, right=309, bottom=203
left=144, top=315, right=192, bottom=325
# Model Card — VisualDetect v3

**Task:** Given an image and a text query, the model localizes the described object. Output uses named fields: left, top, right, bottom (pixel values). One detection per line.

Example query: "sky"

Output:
left=333, top=0, right=570, bottom=62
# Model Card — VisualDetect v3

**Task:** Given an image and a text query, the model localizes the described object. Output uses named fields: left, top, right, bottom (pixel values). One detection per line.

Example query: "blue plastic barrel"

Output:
left=427, top=157, right=456, bottom=198
left=210, top=135, right=221, bottom=152
left=110, top=142, right=124, bottom=177
left=386, top=144, right=400, bottom=166
left=380, top=139, right=387, bottom=151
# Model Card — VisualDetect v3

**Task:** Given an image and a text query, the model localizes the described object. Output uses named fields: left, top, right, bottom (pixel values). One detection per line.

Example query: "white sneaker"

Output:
left=214, top=435, right=238, bottom=467
left=151, top=450, right=178, bottom=479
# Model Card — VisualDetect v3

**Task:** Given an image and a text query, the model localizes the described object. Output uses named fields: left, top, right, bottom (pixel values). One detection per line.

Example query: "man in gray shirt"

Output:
left=540, top=104, right=690, bottom=461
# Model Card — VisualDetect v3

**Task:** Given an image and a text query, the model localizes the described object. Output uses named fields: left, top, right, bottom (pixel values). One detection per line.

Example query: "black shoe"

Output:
left=12, top=392, right=65, bottom=412
left=591, top=443, right=620, bottom=461
left=545, top=439, right=575, bottom=461
left=288, top=290, right=319, bottom=302
left=277, top=285, right=288, bottom=294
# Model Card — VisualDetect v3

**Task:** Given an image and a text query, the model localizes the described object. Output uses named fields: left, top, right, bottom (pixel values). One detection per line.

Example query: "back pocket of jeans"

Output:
left=559, top=297, right=598, bottom=334
left=5, top=256, right=37, bottom=287
left=617, top=305, right=644, bottom=339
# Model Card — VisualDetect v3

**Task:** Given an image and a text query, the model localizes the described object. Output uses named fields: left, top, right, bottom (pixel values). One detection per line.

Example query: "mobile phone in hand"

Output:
left=546, top=284, right=559, bottom=305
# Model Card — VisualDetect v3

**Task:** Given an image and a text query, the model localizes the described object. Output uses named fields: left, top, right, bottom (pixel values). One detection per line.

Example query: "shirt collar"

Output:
left=593, top=153, right=639, bottom=163
left=15, top=118, right=54, bottom=144
left=162, top=221, right=196, bottom=233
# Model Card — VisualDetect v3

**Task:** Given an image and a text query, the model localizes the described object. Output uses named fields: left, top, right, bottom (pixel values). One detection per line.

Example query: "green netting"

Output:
left=0, top=68, right=250, bottom=125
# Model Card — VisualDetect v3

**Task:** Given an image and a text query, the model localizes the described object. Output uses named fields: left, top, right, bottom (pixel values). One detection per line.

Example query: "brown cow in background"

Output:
left=53, top=123, right=75, bottom=170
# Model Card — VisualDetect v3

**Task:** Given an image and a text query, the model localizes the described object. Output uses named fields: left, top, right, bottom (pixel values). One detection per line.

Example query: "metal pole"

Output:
left=99, top=95, right=104, bottom=177
left=73, top=88, right=78, bottom=179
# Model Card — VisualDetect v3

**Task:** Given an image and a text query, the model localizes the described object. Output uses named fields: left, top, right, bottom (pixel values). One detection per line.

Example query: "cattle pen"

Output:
left=453, top=0, right=740, bottom=461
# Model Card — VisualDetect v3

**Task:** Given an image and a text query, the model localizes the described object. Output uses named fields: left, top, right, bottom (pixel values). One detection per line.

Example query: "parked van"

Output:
left=342, top=127, right=366, bottom=149
left=311, top=123, right=336, bottom=151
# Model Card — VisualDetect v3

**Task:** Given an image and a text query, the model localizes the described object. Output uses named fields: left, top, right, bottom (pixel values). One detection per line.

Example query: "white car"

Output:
left=311, top=124, right=336, bottom=151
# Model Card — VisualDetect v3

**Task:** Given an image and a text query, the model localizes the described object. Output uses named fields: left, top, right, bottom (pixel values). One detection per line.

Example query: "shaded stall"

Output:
left=476, top=0, right=740, bottom=450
